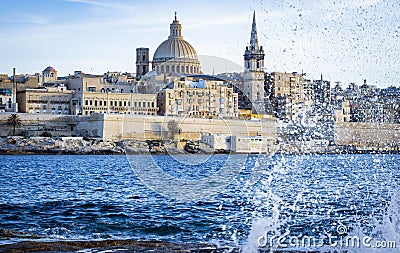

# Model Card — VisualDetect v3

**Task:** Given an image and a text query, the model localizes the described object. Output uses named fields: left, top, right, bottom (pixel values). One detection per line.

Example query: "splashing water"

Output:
left=241, top=154, right=400, bottom=253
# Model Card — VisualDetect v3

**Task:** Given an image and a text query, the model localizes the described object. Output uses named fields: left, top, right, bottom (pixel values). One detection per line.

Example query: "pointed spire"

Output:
left=250, top=10, right=259, bottom=50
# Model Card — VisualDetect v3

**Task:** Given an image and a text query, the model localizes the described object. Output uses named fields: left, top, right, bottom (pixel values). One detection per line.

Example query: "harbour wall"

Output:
left=1, top=113, right=400, bottom=151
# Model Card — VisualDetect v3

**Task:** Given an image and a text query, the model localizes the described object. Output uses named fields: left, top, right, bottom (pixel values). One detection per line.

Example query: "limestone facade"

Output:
left=157, top=76, right=238, bottom=118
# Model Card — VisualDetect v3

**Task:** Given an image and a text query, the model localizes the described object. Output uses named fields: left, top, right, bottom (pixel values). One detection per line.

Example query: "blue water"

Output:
left=0, top=154, right=399, bottom=251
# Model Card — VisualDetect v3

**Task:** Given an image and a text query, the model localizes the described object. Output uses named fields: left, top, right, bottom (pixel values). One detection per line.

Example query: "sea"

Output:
left=0, top=154, right=399, bottom=252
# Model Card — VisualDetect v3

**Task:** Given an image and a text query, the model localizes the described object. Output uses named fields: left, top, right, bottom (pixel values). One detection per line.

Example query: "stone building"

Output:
left=265, top=71, right=314, bottom=121
left=0, top=74, right=13, bottom=112
left=41, top=66, right=58, bottom=85
left=72, top=92, right=157, bottom=116
left=157, top=76, right=238, bottom=118
left=66, top=71, right=135, bottom=93
left=136, top=48, right=150, bottom=80
left=17, top=86, right=72, bottom=114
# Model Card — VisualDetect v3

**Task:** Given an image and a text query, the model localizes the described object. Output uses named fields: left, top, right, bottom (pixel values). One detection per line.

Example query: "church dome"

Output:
left=152, top=13, right=201, bottom=75
left=153, top=38, right=198, bottom=62
left=43, top=66, right=57, bottom=73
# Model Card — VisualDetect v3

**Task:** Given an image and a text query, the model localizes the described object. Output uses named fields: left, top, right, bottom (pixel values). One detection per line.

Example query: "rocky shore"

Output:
left=1, top=136, right=396, bottom=156
left=0, top=239, right=236, bottom=253
left=0, top=137, right=214, bottom=155
left=0, top=137, right=125, bottom=155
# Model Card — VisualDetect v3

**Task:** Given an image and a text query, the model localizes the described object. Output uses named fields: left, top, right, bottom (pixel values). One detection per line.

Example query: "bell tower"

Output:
left=243, top=11, right=265, bottom=113
left=136, top=47, right=149, bottom=80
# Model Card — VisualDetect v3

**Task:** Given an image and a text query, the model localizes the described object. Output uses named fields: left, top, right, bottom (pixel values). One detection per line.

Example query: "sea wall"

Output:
left=85, top=113, right=277, bottom=142
left=2, top=113, right=400, bottom=152
left=0, top=113, right=277, bottom=143
left=334, top=122, right=400, bottom=149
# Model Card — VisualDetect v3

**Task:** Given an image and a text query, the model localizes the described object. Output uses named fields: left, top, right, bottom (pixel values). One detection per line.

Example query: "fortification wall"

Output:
left=90, top=114, right=276, bottom=142
left=334, top=122, right=400, bottom=148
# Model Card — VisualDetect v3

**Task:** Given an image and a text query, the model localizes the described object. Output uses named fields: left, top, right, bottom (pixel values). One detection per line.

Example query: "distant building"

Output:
left=66, top=71, right=135, bottom=93
left=136, top=48, right=150, bottom=80
left=265, top=71, right=314, bottom=121
left=17, top=86, right=72, bottom=114
left=41, top=66, right=58, bottom=85
left=72, top=92, right=157, bottom=116
left=313, top=74, right=331, bottom=108
left=0, top=74, right=13, bottom=112
left=157, top=76, right=238, bottom=118
left=201, top=133, right=232, bottom=151
left=230, top=135, right=274, bottom=153
left=243, top=12, right=266, bottom=114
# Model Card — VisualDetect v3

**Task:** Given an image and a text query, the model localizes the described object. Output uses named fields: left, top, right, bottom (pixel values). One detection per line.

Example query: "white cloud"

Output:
left=65, top=0, right=136, bottom=11
left=0, top=13, right=47, bottom=25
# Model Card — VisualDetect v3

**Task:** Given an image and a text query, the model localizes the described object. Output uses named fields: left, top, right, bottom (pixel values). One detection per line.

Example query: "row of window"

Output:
left=84, top=111, right=156, bottom=116
left=84, top=100, right=155, bottom=108
left=29, top=105, right=68, bottom=110
left=28, top=100, right=70, bottom=104
left=157, top=65, right=199, bottom=73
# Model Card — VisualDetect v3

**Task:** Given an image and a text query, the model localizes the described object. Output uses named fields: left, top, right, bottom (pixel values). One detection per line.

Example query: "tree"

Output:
left=167, top=120, right=180, bottom=140
left=7, top=114, right=22, bottom=136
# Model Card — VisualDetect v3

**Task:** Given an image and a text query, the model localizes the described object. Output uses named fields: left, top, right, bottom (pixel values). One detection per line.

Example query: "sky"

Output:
left=0, top=0, right=399, bottom=87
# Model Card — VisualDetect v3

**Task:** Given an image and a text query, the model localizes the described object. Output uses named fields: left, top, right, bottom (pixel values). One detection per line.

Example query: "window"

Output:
left=104, top=101, right=107, bottom=106
left=124, top=101, right=127, bottom=106
left=110, top=101, right=113, bottom=106
left=142, top=54, right=146, bottom=61
left=119, top=101, right=122, bottom=106
left=85, top=100, right=88, bottom=105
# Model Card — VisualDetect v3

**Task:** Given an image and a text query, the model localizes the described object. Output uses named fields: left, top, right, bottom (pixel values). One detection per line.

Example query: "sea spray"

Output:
left=242, top=155, right=290, bottom=252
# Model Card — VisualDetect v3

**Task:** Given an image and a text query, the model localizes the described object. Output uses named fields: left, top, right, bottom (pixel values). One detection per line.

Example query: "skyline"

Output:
left=1, top=0, right=399, bottom=87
